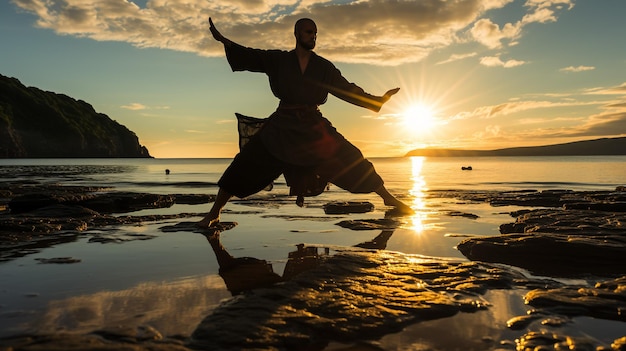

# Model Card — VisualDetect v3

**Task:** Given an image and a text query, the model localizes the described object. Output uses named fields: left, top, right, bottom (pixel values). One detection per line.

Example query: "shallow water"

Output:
left=1, top=156, right=625, bottom=343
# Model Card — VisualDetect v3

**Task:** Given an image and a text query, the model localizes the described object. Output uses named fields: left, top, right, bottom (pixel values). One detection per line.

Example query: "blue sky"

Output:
left=1, top=0, right=625, bottom=158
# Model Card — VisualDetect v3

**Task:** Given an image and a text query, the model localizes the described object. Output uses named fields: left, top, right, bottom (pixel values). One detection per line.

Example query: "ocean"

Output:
left=1, top=156, right=625, bottom=344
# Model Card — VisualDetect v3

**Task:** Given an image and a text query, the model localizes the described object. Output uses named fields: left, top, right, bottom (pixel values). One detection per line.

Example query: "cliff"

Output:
left=405, top=137, right=626, bottom=157
left=0, top=74, right=151, bottom=158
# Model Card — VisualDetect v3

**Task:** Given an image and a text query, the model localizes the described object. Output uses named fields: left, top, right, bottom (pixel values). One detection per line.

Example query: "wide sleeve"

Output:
left=224, top=43, right=279, bottom=74
left=324, top=66, right=384, bottom=112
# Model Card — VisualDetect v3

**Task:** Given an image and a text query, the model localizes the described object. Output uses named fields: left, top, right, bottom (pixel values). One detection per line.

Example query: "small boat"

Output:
left=461, top=166, right=473, bottom=170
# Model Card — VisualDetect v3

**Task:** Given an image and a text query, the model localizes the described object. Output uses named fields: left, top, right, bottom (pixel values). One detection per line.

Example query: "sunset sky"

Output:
left=1, top=0, right=625, bottom=158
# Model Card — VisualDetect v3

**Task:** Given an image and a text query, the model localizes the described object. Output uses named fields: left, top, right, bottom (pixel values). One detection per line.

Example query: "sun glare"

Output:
left=403, top=103, right=437, bottom=134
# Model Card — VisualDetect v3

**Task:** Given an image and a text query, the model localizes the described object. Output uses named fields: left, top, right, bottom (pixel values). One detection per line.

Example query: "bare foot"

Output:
left=197, top=214, right=220, bottom=228
left=384, top=198, right=414, bottom=214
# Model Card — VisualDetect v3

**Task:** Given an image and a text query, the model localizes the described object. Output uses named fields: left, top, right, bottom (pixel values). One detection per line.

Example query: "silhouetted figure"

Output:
left=199, top=18, right=412, bottom=228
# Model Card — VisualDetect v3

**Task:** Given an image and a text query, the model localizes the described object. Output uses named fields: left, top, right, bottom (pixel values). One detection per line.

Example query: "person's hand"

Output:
left=381, top=87, right=400, bottom=104
left=209, top=17, right=225, bottom=43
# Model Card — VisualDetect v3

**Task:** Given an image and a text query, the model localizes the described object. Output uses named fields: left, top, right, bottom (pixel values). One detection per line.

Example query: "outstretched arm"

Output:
left=209, top=17, right=234, bottom=47
left=380, top=87, right=400, bottom=106
left=323, top=81, right=401, bottom=112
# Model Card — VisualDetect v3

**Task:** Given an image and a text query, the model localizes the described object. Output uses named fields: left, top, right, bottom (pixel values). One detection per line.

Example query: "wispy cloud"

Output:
left=450, top=99, right=604, bottom=120
left=120, top=102, right=147, bottom=110
left=560, top=65, right=595, bottom=73
left=479, top=55, right=526, bottom=67
left=436, top=52, right=478, bottom=65
left=120, top=102, right=170, bottom=110
left=216, top=119, right=235, bottom=124
left=585, top=82, right=626, bottom=95
left=10, top=0, right=574, bottom=66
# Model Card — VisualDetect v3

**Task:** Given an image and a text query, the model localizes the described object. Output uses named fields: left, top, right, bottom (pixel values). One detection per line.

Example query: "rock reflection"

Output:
left=203, top=229, right=395, bottom=296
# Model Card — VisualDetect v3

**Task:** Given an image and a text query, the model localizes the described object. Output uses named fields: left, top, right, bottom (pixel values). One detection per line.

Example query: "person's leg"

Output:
left=198, top=187, right=232, bottom=228
left=317, top=136, right=413, bottom=213
left=197, top=135, right=284, bottom=228
left=375, top=184, right=413, bottom=213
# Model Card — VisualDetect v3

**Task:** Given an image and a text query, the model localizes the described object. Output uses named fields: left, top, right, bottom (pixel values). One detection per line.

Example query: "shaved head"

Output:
left=294, top=18, right=316, bottom=34
left=294, top=18, right=317, bottom=50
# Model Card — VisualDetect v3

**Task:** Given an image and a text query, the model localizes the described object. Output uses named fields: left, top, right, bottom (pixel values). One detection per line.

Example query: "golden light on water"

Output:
left=408, top=156, right=428, bottom=234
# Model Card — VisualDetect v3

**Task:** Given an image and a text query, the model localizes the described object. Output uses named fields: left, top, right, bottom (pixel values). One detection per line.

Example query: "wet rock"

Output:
left=564, top=201, right=626, bottom=212
left=5, top=185, right=104, bottom=213
left=5, top=183, right=206, bottom=215
left=540, top=316, right=570, bottom=327
left=323, top=201, right=374, bottom=214
left=0, top=231, right=80, bottom=262
left=35, top=257, right=81, bottom=264
left=447, top=210, right=479, bottom=219
left=78, top=192, right=175, bottom=213
left=0, top=212, right=205, bottom=261
left=171, top=194, right=215, bottom=205
left=430, top=188, right=626, bottom=211
left=88, top=232, right=158, bottom=244
left=613, top=336, right=626, bottom=351
left=523, top=276, right=626, bottom=322
left=336, top=218, right=401, bottom=230
left=159, top=221, right=238, bottom=236
left=458, top=206, right=626, bottom=276
left=514, top=330, right=612, bottom=351
left=457, top=232, right=626, bottom=276
left=506, top=314, right=543, bottom=330
left=91, top=325, right=163, bottom=342
left=8, top=193, right=62, bottom=214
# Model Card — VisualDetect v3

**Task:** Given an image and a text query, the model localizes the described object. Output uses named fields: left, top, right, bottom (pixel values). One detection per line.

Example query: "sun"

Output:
left=402, top=103, right=437, bottom=134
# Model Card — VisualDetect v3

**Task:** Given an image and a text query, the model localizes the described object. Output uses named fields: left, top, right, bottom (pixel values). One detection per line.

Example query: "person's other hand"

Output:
left=209, top=17, right=225, bottom=43
left=381, top=87, right=400, bottom=104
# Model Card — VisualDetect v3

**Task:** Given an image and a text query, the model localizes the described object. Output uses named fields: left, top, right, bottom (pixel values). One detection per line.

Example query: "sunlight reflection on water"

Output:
left=408, top=156, right=428, bottom=234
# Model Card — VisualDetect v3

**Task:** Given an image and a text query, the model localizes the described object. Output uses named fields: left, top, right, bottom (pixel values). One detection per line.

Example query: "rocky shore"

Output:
left=1, top=182, right=625, bottom=350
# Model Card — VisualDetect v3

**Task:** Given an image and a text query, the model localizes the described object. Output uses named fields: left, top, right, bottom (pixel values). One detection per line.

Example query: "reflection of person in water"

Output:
left=204, top=233, right=283, bottom=295
left=202, top=230, right=395, bottom=295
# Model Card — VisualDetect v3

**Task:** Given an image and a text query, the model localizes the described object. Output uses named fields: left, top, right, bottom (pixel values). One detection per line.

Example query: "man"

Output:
left=198, top=17, right=411, bottom=228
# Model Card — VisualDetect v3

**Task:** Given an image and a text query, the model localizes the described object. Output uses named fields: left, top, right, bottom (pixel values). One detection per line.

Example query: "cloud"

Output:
left=450, top=99, right=603, bottom=120
left=585, top=82, right=626, bottom=95
left=120, top=102, right=169, bottom=110
left=560, top=65, right=595, bottom=73
left=436, top=52, right=478, bottom=65
left=10, top=0, right=574, bottom=66
left=574, top=111, right=626, bottom=136
left=470, top=18, right=521, bottom=49
left=469, top=0, right=574, bottom=49
left=121, top=102, right=147, bottom=110
left=479, top=55, right=526, bottom=67
left=605, top=101, right=626, bottom=110
left=216, top=119, right=235, bottom=124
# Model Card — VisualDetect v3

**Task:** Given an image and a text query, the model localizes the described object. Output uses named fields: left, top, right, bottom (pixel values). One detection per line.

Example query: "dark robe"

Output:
left=220, top=43, right=384, bottom=201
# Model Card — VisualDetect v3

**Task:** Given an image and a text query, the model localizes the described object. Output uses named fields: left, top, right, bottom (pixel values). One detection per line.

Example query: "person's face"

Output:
left=296, top=21, right=317, bottom=50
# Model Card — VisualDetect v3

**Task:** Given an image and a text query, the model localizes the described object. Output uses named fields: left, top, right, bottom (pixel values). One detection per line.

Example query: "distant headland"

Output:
left=405, top=137, right=626, bottom=157
left=0, top=74, right=151, bottom=158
